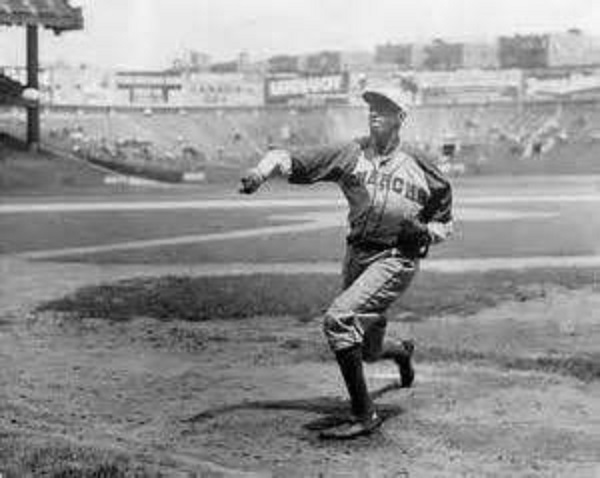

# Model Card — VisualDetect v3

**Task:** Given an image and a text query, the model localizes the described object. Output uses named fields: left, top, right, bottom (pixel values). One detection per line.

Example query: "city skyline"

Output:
left=1, top=0, right=600, bottom=69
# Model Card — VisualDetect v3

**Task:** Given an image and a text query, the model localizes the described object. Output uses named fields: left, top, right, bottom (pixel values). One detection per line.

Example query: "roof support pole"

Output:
left=26, top=24, right=40, bottom=149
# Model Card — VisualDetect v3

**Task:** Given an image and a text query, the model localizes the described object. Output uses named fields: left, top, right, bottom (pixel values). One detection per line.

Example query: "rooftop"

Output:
left=0, top=0, right=83, bottom=32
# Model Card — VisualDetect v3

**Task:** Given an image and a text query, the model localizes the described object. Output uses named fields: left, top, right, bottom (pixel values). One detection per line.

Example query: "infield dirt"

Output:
left=1, top=257, right=599, bottom=477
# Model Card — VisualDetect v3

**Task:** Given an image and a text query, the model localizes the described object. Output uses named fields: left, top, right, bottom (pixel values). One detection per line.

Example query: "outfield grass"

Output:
left=55, top=210, right=600, bottom=264
left=24, top=200, right=594, bottom=263
left=0, top=209, right=296, bottom=254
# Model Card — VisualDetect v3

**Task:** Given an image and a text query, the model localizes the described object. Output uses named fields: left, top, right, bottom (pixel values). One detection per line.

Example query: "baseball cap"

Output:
left=362, top=88, right=411, bottom=115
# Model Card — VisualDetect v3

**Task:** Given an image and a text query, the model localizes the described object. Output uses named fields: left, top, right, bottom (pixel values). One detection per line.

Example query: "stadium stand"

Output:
left=19, top=95, right=599, bottom=182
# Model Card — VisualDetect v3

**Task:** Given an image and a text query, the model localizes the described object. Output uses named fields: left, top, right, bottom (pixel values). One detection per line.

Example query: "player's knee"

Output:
left=322, top=308, right=359, bottom=352
left=322, top=310, right=347, bottom=336
left=370, top=314, right=388, bottom=330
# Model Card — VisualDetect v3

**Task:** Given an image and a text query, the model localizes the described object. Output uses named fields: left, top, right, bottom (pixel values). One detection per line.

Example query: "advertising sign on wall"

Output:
left=264, top=72, right=350, bottom=105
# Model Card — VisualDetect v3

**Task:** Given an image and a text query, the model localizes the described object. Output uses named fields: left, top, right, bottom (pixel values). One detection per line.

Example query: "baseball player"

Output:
left=239, top=88, right=453, bottom=439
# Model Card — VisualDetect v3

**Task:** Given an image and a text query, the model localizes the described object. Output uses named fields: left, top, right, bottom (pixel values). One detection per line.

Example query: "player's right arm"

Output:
left=239, top=142, right=358, bottom=194
left=239, top=149, right=291, bottom=194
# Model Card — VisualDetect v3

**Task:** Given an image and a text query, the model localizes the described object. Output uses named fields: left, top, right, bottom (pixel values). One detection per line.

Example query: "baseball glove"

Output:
left=396, top=218, right=431, bottom=258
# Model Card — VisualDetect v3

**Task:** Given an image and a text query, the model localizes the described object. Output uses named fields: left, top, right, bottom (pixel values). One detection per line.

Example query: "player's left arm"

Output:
left=421, top=167, right=453, bottom=244
left=404, top=144, right=454, bottom=244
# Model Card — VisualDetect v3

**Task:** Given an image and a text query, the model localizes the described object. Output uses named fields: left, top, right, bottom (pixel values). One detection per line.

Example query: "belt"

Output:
left=347, top=237, right=428, bottom=259
left=347, top=237, right=396, bottom=252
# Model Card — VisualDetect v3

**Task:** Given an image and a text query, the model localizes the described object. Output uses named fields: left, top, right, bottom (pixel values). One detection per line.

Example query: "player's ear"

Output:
left=397, top=111, right=407, bottom=126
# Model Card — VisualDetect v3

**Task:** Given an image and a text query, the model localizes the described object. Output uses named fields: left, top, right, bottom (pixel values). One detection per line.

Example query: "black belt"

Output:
left=347, top=237, right=396, bottom=251
left=347, top=237, right=428, bottom=259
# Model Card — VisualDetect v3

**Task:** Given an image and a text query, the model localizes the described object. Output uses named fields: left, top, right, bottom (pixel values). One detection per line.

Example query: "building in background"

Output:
left=546, top=30, right=600, bottom=68
left=267, top=55, right=301, bottom=74
left=3, top=27, right=599, bottom=108
left=374, top=40, right=497, bottom=71
left=499, top=30, right=600, bottom=70
left=462, top=43, right=499, bottom=70
left=171, top=49, right=211, bottom=73
left=339, top=50, right=374, bottom=73
left=210, top=61, right=239, bottom=74
left=301, top=51, right=343, bottom=75
left=414, top=69, right=522, bottom=104
left=498, top=34, right=549, bottom=69
left=422, top=39, right=464, bottom=71
left=375, top=43, right=414, bottom=70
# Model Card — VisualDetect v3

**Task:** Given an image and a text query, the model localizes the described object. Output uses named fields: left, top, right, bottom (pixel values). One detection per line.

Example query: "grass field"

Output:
left=1, top=175, right=599, bottom=477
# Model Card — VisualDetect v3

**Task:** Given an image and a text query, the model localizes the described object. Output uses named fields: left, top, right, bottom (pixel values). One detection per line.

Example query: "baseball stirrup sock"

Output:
left=380, top=341, right=406, bottom=360
left=335, top=345, right=373, bottom=419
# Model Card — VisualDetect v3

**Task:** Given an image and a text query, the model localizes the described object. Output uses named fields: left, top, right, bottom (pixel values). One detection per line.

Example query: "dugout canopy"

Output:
left=0, top=0, right=83, bottom=147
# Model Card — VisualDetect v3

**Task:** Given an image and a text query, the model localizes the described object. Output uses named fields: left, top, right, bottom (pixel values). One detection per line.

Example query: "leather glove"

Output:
left=396, top=218, right=431, bottom=257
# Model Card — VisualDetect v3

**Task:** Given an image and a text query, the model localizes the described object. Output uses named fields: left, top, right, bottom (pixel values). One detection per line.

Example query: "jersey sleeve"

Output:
left=404, top=144, right=454, bottom=243
left=288, top=141, right=359, bottom=184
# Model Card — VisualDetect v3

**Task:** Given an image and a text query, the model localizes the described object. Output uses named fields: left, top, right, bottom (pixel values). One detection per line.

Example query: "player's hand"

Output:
left=239, top=169, right=264, bottom=194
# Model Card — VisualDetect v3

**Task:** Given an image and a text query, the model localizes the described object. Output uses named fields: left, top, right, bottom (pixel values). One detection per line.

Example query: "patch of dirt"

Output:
left=1, top=258, right=599, bottom=477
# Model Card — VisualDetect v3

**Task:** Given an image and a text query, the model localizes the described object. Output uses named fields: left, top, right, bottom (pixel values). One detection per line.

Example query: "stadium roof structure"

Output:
left=0, top=0, right=83, bottom=32
left=0, top=0, right=83, bottom=148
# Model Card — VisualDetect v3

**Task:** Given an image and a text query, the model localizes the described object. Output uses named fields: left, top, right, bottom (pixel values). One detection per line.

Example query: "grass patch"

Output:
left=0, top=432, right=161, bottom=478
left=38, top=274, right=337, bottom=322
left=38, top=268, right=599, bottom=322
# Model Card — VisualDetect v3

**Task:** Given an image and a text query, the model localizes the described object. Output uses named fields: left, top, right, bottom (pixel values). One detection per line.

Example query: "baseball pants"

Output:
left=323, top=245, right=418, bottom=354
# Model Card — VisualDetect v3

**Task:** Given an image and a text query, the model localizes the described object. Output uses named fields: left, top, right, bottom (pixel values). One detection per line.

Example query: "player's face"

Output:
left=368, top=105, right=401, bottom=140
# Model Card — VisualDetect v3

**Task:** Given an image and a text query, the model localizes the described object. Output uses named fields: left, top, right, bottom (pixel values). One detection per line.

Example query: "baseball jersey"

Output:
left=286, top=136, right=453, bottom=251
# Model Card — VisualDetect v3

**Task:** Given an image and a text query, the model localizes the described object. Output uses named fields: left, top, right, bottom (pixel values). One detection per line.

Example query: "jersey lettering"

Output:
left=392, top=177, right=404, bottom=194
left=379, top=173, right=392, bottom=190
left=350, top=168, right=427, bottom=205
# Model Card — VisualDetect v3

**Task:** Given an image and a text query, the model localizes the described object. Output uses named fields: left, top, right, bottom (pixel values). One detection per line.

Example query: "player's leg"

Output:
left=321, top=246, right=382, bottom=429
left=357, top=258, right=416, bottom=387
left=361, top=315, right=415, bottom=388
left=380, top=339, right=415, bottom=388
left=320, top=253, right=416, bottom=438
left=360, top=313, right=388, bottom=363
left=342, top=246, right=409, bottom=365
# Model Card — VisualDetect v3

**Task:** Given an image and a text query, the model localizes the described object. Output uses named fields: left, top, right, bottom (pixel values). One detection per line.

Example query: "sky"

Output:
left=1, top=0, right=600, bottom=69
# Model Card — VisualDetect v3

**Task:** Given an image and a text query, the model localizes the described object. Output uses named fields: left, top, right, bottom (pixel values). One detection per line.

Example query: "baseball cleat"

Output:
left=318, top=411, right=383, bottom=440
left=304, top=413, right=357, bottom=431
